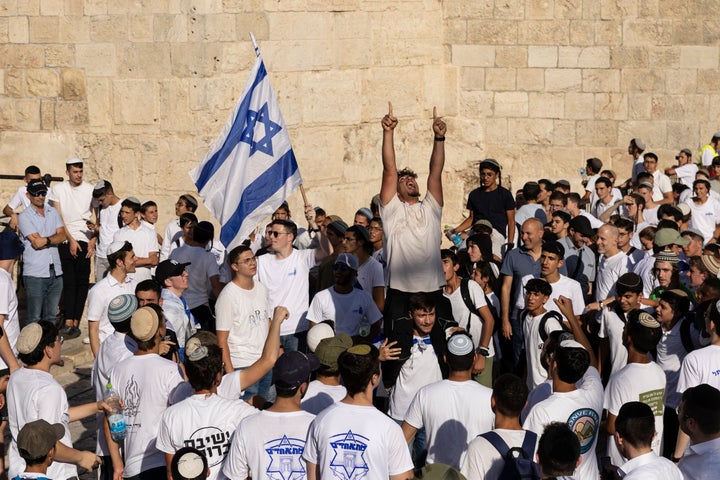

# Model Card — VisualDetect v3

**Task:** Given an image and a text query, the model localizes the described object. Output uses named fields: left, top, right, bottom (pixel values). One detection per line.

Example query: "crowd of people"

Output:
left=1, top=108, right=720, bottom=480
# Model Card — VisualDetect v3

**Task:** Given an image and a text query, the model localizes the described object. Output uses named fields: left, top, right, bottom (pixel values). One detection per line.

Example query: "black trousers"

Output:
left=58, top=241, right=91, bottom=322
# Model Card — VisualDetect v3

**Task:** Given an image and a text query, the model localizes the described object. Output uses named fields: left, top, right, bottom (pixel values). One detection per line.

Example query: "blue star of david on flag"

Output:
left=190, top=43, right=302, bottom=251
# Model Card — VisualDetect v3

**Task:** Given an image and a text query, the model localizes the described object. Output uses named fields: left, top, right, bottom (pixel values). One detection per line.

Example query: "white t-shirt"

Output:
left=256, top=249, right=316, bottom=335
left=214, top=281, right=270, bottom=368
left=598, top=307, right=629, bottom=376
left=545, top=274, right=585, bottom=320
left=156, top=394, right=258, bottom=480
left=7, top=185, right=30, bottom=210
left=92, top=331, right=137, bottom=455
left=169, top=244, right=220, bottom=308
left=96, top=200, right=123, bottom=258
left=380, top=193, right=444, bottom=292
left=0, top=268, right=20, bottom=370
left=224, top=409, right=315, bottom=480
left=604, top=362, right=666, bottom=466
left=301, top=380, right=347, bottom=415
left=686, top=198, right=720, bottom=244
left=113, top=223, right=159, bottom=282
left=620, top=451, right=683, bottom=480
left=524, top=367, right=604, bottom=480
left=675, top=163, right=698, bottom=188
left=7, top=368, right=77, bottom=480
left=461, top=429, right=539, bottom=480
left=388, top=336, right=442, bottom=421
left=160, top=219, right=181, bottom=261
left=303, top=402, right=414, bottom=479
left=444, top=280, right=495, bottom=356
left=523, top=310, right=563, bottom=389
left=654, top=320, right=693, bottom=408
left=86, top=273, right=136, bottom=344
left=677, top=344, right=720, bottom=393
left=596, top=251, right=628, bottom=302
left=651, top=171, right=673, bottom=202
left=47, top=180, right=94, bottom=242
left=307, top=287, right=382, bottom=336
left=404, top=379, right=494, bottom=468
left=356, top=256, right=385, bottom=293
left=109, top=354, right=185, bottom=477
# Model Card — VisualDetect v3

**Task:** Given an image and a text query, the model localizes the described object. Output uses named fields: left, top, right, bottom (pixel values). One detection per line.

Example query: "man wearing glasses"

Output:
left=256, top=217, right=331, bottom=353
left=17, top=179, right=66, bottom=325
left=216, top=244, right=274, bottom=400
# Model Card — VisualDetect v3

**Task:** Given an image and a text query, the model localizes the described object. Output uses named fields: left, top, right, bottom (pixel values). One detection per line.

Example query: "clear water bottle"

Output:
left=358, top=314, right=370, bottom=337
left=104, top=383, right=126, bottom=441
left=444, top=225, right=463, bottom=247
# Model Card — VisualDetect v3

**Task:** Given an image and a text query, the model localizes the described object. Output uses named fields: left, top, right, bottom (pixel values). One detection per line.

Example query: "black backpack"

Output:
left=534, top=310, right=570, bottom=342
left=480, top=430, right=541, bottom=480
left=459, top=277, right=500, bottom=333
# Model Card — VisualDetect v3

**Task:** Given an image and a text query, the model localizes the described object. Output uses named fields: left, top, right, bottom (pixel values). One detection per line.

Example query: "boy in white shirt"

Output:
left=522, top=279, right=564, bottom=389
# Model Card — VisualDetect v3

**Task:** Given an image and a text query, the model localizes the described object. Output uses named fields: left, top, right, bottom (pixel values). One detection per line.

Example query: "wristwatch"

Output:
left=476, top=346, right=490, bottom=357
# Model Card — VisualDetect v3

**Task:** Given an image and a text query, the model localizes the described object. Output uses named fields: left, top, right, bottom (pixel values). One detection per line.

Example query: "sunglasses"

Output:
left=333, top=263, right=352, bottom=272
left=269, top=231, right=289, bottom=238
left=29, top=190, right=47, bottom=197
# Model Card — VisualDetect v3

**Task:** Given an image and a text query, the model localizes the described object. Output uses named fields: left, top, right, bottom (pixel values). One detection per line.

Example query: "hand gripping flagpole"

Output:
left=249, top=33, right=310, bottom=208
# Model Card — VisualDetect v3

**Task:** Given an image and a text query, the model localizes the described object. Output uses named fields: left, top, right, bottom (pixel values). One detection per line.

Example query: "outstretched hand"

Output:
left=432, top=107, right=446, bottom=137
left=381, top=101, right=398, bottom=131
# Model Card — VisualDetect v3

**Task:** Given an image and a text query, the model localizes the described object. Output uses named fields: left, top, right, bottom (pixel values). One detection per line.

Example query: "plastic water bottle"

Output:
left=104, top=383, right=126, bottom=441
left=358, top=315, right=370, bottom=337
left=444, top=225, right=463, bottom=247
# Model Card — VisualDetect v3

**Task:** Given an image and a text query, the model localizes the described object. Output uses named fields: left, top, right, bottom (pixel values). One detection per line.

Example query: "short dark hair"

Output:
left=408, top=293, right=435, bottom=313
left=538, top=179, right=554, bottom=191
left=228, top=245, right=252, bottom=264
left=25, top=165, right=40, bottom=176
left=708, top=299, right=720, bottom=337
left=92, top=180, right=113, bottom=198
left=658, top=204, right=682, bottom=223
left=549, top=191, right=566, bottom=204
left=347, top=225, right=373, bottom=255
left=644, top=152, right=658, bottom=163
left=659, top=290, right=690, bottom=318
left=616, top=273, right=643, bottom=296
left=17, top=322, right=59, bottom=367
left=271, top=219, right=297, bottom=240
left=185, top=344, right=223, bottom=391
left=537, top=422, right=580, bottom=477
left=522, top=181, right=540, bottom=201
left=441, top=249, right=458, bottom=265
left=192, top=221, right=214, bottom=245
left=179, top=212, right=198, bottom=228
left=595, top=176, right=612, bottom=189
left=626, top=310, right=662, bottom=354
left=541, top=241, right=565, bottom=258
left=338, top=345, right=380, bottom=397
left=135, top=279, right=161, bottom=299
left=555, top=345, right=590, bottom=384
left=108, top=241, right=133, bottom=272
left=613, top=217, right=634, bottom=233
left=492, top=374, right=528, bottom=417
left=682, top=384, right=720, bottom=435
left=566, top=192, right=581, bottom=206
left=121, top=198, right=141, bottom=212
left=140, top=200, right=157, bottom=214
left=179, top=194, right=198, bottom=212
left=694, top=178, right=711, bottom=191
left=615, top=401, right=655, bottom=449
left=524, top=278, right=552, bottom=297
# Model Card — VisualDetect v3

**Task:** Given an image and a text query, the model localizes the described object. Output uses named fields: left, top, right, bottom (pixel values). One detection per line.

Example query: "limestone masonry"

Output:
left=1, top=0, right=718, bottom=231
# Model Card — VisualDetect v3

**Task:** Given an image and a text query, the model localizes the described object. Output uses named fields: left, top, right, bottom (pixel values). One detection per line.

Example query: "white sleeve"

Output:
left=306, top=294, right=325, bottom=324
left=603, top=376, right=623, bottom=416
left=155, top=410, right=175, bottom=454
left=677, top=354, right=697, bottom=395
left=570, top=282, right=585, bottom=315
left=387, top=422, right=415, bottom=476
left=223, top=424, right=250, bottom=480
left=85, top=286, right=103, bottom=322
left=523, top=405, right=549, bottom=435
left=213, top=290, right=233, bottom=332
left=403, top=389, right=424, bottom=429
left=301, top=419, right=319, bottom=464
left=367, top=261, right=385, bottom=288
left=461, top=438, right=488, bottom=480
left=7, top=188, right=24, bottom=210
left=365, top=295, right=383, bottom=325
left=468, top=280, right=488, bottom=309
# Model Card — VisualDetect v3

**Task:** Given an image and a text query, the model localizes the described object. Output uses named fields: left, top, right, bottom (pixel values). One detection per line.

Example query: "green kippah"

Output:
left=347, top=344, right=371, bottom=355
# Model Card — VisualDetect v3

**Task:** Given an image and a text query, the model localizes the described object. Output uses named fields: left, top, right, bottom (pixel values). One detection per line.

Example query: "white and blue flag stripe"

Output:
left=190, top=54, right=301, bottom=249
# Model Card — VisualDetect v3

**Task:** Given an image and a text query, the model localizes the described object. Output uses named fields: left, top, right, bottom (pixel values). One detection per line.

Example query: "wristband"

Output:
left=45, top=237, right=51, bottom=248
left=434, top=136, right=445, bottom=142
left=476, top=347, right=490, bottom=357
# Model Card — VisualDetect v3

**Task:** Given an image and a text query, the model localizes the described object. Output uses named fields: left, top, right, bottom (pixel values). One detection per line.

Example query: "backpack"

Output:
left=459, top=277, right=500, bottom=334
left=480, top=430, right=541, bottom=480
left=535, top=310, right=570, bottom=342
left=679, top=315, right=697, bottom=354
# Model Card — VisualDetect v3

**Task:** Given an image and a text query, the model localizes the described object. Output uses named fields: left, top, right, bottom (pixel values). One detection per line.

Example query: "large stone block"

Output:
left=55, top=100, right=88, bottom=127
left=0, top=69, right=4, bottom=95
left=507, top=118, right=553, bottom=145
left=0, top=18, right=7, bottom=42
left=40, top=98, right=54, bottom=129
left=552, top=119, right=576, bottom=146
left=556, top=0, right=583, bottom=19
left=29, top=16, right=58, bottom=42
left=83, top=0, right=107, bottom=15
left=526, top=0, right=553, bottom=19
left=461, top=67, right=485, bottom=90
left=117, top=43, right=171, bottom=78
left=680, top=46, right=719, bottom=69
left=299, top=70, right=361, bottom=125
left=335, top=39, right=373, bottom=68
left=621, top=69, right=665, bottom=93
left=617, top=121, right=666, bottom=148
left=517, top=20, right=570, bottom=45
left=697, top=70, right=720, bottom=93
left=260, top=40, right=334, bottom=71
left=8, top=15, right=26, bottom=42
left=76, top=43, right=116, bottom=76
left=15, top=98, right=40, bottom=130
left=545, top=68, right=581, bottom=92
left=153, top=14, right=187, bottom=42
left=623, top=20, right=672, bottom=46
left=665, top=69, right=697, bottom=94
left=575, top=120, right=617, bottom=146
left=529, top=92, right=564, bottom=119
left=648, top=47, right=679, bottom=68
left=493, top=91, right=528, bottom=117
left=564, top=92, right=594, bottom=119
left=4, top=68, right=23, bottom=97
left=666, top=121, right=699, bottom=150
left=594, top=92, right=627, bottom=120
left=516, top=68, right=544, bottom=91
left=484, top=117, right=507, bottom=144
left=528, top=46, right=557, bottom=68
left=451, top=45, right=495, bottom=67
left=495, top=46, right=527, bottom=68
left=486, top=68, right=516, bottom=91
left=17, top=0, right=39, bottom=15
left=569, top=20, right=595, bottom=46
left=58, top=16, right=90, bottom=43
left=442, top=0, right=493, bottom=18
left=595, top=19, right=622, bottom=45
left=90, top=15, right=128, bottom=42
left=0, top=98, right=15, bottom=129
left=459, top=91, right=493, bottom=118
left=86, top=78, right=110, bottom=129
left=40, top=0, right=63, bottom=16
left=26, top=68, right=59, bottom=97
left=494, top=0, right=524, bottom=19
left=671, top=20, right=703, bottom=46
left=0, top=44, right=43, bottom=67
left=600, top=0, right=637, bottom=19
left=467, top=20, right=518, bottom=44
left=610, top=46, right=648, bottom=68
left=112, top=79, right=157, bottom=125
left=582, top=69, right=620, bottom=92
left=628, top=93, right=651, bottom=120
left=268, top=12, right=333, bottom=41
left=189, top=13, right=236, bottom=42
left=444, top=19, right=466, bottom=43
left=157, top=79, right=194, bottom=133
left=235, top=12, right=269, bottom=40
left=44, top=44, right=74, bottom=67
left=61, top=69, right=86, bottom=100
left=128, top=14, right=153, bottom=42
left=650, top=95, right=686, bottom=121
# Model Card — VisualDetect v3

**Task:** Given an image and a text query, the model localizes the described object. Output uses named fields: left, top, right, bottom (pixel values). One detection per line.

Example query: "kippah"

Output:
left=447, top=334, right=474, bottom=355
left=347, top=344, right=371, bottom=355
left=185, top=337, right=202, bottom=357
left=560, top=339, right=585, bottom=350
left=94, top=180, right=106, bottom=190
left=637, top=312, right=661, bottom=329
left=125, top=196, right=141, bottom=205
left=108, top=294, right=137, bottom=323
left=187, top=345, right=208, bottom=362
left=656, top=251, right=679, bottom=264
left=175, top=451, right=205, bottom=478
left=667, top=288, right=688, bottom=297
left=617, top=272, right=642, bottom=290
left=17, top=323, right=43, bottom=354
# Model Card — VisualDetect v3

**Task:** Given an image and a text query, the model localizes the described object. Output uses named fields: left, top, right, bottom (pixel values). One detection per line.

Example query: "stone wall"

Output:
left=1, top=0, right=718, bottom=233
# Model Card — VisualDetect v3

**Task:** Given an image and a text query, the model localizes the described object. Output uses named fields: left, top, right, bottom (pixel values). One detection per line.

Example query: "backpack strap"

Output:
left=460, top=277, right=477, bottom=328
left=520, top=430, right=538, bottom=459
left=680, top=316, right=695, bottom=354
left=480, top=431, right=510, bottom=457
left=538, top=310, right=565, bottom=342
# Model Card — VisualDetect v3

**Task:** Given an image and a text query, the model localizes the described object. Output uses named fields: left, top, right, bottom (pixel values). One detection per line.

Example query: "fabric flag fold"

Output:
left=189, top=53, right=301, bottom=250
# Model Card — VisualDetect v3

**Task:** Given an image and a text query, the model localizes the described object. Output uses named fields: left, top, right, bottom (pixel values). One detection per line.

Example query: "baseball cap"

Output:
left=130, top=306, right=160, bottom=342
left=335, top=253, right=359, bottom=271
left=569, top=216, right=594, bottom=237
left=171, top=447, right=208, bottom=480
left=0, top=229, right=24, bottom=260
left=108, top=294, right=138, bottom=324
left=26, top=179, right=48, bottom=196
left=307, top=322, right=335, bottom=352
left=272, top=351, right=319, bottom=388
left=654, top=228, right=689, bottom=247
left=155, top=259, right=190, bottom=286
left=315, top=334, right=353, bottom=369
left=17, top=419, right=64, bottom=460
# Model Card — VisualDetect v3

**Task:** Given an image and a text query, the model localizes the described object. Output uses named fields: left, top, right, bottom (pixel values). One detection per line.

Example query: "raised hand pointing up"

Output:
left=381, top=101, right=398, bottom=131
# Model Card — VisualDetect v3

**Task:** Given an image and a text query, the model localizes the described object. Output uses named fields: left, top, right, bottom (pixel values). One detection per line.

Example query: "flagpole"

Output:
left=249, top=32, right=260, bottom=58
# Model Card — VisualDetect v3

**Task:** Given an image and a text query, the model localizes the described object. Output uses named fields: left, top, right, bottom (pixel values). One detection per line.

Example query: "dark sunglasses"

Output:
left=29, top=190, right=47, bottom=197
left=333, top=263, right=351, bottom=272
left=269, top=231, right=289, bottom=238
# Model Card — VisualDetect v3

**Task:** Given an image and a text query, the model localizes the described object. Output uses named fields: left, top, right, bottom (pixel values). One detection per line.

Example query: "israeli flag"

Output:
left=190, top=52, right=301, bottom=250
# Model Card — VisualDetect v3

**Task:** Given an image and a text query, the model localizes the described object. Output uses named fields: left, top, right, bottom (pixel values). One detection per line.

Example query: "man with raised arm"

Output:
left=379, top=102, right=452, bottom=334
